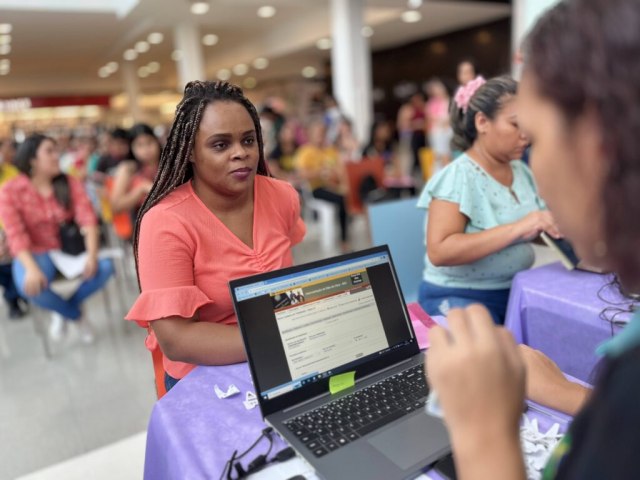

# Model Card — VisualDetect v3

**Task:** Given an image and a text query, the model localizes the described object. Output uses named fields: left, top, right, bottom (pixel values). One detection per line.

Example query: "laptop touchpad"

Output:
left=367, top=413, right=448, bottom=470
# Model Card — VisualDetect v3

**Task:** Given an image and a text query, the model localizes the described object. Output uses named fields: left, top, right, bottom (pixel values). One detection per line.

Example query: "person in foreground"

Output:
left=125, top=81, right=305, bottom=393
left=426, top=0, right=640, bottom=478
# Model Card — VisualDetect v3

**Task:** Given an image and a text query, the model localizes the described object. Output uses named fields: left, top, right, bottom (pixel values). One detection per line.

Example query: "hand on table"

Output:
left=426, top=304, right=525, bottom=444
left=519, top=344, right=591, bottom=416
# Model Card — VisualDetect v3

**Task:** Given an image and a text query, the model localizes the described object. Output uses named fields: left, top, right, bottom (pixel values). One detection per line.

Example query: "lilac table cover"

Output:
left=505, top=262, right=626, bottom=382
left=144, top=307, right=571, bottom=480
left=144, top=362, right=570, bottom=480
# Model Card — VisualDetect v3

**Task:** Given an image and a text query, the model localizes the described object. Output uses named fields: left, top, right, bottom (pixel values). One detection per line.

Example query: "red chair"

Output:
left=344, top=157, right=385, bottom=215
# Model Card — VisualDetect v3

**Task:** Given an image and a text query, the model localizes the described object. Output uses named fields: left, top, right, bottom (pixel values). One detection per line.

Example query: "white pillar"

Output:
left=173, top=23, right=206, bottom=91
left=330, top=0, right=372, bottom=147
left=121, top=61, right=142, bottom=122
left=512, top=0, right=561, bottom=79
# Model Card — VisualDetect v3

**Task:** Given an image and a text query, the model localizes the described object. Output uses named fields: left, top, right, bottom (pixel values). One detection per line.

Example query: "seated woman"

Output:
left=418, top=75, right=559, bottom=324
left=267, top=121, right=300, bottom=183
left=295, top=121, right=349, bottom=250
left=0, top=134, right=114, bottom=342
left=426, top=1, right=640, bottom=478
left=108, top=124, right=159, bottom=238
left=125, top=81, right=305, bottom=393
left=362, top=118, right=400, bottom=177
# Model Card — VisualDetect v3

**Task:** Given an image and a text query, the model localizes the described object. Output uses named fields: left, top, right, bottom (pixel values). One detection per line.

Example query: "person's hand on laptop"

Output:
left=425, top=305, right=527, bottom=480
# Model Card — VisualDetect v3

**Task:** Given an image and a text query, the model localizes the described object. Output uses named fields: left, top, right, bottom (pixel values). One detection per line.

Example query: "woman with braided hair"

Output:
left=125, top=81, right=305, bottom=393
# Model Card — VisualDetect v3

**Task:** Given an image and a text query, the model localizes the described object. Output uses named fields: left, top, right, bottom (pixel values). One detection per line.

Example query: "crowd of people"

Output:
left=2, top=0, right=640, bottom=476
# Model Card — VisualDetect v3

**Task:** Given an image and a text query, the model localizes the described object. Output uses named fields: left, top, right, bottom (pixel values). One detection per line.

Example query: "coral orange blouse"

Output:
left=125, top=175, right=305, bottom=379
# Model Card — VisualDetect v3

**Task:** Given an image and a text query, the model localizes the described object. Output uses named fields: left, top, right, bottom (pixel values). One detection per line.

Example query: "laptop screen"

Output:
left=231, top=247, right=416, bottom=409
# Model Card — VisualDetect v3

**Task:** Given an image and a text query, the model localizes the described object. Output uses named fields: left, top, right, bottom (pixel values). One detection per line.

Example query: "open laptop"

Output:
left=229, top=245, right=450, bottom=480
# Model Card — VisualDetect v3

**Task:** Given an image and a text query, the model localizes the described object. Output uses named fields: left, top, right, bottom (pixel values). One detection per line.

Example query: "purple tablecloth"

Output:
left=144, top=305, right=572, bottom=480
left=505, top=262, right=627, bottom=382
left=145, top=362, right=570, bottom=480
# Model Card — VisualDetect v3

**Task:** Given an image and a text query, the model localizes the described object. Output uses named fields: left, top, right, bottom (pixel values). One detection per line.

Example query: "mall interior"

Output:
left=0, top=0, right=624, bottom=479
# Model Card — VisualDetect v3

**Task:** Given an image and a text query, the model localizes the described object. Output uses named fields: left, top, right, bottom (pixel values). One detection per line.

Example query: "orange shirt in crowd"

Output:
left=125, top=175, right=306, bottom=379
left=0, top=174, right=97, bottom=256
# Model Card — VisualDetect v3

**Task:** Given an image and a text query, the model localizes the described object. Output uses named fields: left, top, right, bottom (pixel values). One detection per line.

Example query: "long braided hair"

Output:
left=132, top=80, right=269, bottom=285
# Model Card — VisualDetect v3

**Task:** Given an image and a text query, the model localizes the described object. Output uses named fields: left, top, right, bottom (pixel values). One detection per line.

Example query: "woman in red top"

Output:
left=126, top=81, right=305, bottom=392
left=0, top=134, right=114, bottom=342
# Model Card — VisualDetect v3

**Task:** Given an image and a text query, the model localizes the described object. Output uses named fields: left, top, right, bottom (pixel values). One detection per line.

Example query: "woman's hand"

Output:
left=426, top=305, right=525, bottom=446
left=514, top=210, right=561, bottom=241
left=23, top=265, right=48, bottom=297
left=83, top=255, right=98, bottom=279
left=519, top=344, right=591, bottom=415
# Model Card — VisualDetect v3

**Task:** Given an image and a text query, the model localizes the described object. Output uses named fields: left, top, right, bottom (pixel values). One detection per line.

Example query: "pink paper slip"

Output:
left=407, top=302, right=437, bottom=328
left=407, top=302, right=436, bottom=349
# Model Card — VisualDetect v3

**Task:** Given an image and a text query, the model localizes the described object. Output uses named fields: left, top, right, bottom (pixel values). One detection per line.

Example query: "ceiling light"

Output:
left=147, top=61, right=160, bottom=73
left=202, top=34, right=219, bottom=46
left=190, top=1, right=210, bottom=15
left=233, top=63, right=248, bottom=76
left=217, top=68, right=231, bottom=81
left=171, top=50, right=183, bottom=62
left=148, top=32, right=164, bottom=44
left=361, top=26, right=374, bottom=37
left=401, top=10, right=422, bottom=23
left=0, top=64, right=9, bottom=75
left=302, top=66, right=317, bottom=78
left=0, top=35, right=11, bottom=45
left=243, top=77, right=257, bottom=89
left=257, top=5, right=276, bottom=18
left=106, top=61, right=119, bottom=73
left=138, top=66, right=150, bottom=78
left=252, top=57, right=269, bottom=70
left=135, top=41, right=150, bottom=53
left=0, top=44, right=10, bottom=55
left=123, top=49, right=138, bottom=61
left=98, top=67, right=110, bottom=78
left=316, top=38, right=332, bottom=50
left=0, top=24, right=11, bottom=35
left=407, top=0, right=423, bottom=8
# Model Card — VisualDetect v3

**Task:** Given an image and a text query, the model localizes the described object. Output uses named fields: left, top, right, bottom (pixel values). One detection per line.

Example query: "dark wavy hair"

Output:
left=132, top=81, right=269, bottom=283
left=523, top=0, right=640, bottom=288
left=449, top=75, right=517, bottom=152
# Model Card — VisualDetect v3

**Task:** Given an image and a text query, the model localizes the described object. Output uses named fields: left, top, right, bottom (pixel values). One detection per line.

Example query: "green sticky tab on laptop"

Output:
left=329, top=371, right=355, bottom=394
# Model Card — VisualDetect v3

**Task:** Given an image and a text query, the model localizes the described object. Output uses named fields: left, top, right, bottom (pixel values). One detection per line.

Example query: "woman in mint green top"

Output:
left=418, top=76, right=559, bottom=324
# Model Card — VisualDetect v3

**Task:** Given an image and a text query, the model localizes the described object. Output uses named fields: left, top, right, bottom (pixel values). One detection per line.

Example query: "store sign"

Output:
left=0, top=95, right=110, bottom=111
left=0, top=97, right=32, bottom=112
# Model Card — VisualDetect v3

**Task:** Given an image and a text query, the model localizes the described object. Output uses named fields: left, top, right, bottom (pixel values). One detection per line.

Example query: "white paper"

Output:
left=243, top=390, right=259, bottom=410
left=214, top=383, right=240, bottom=399
left=49, top=248, right=124, bottom=280
left=520, top=415, right=563, bottom=480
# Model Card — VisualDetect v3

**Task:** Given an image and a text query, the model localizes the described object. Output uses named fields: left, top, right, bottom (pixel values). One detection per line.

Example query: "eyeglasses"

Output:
left=220, top=427, right=295, bottom=479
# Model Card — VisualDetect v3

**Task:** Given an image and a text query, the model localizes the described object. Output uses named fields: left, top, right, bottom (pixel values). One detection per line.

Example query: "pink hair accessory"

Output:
left=454, top=75, right=486, bottom=113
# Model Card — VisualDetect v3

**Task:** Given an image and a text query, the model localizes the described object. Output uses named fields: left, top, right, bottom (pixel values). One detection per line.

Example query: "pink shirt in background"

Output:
left=125, top=175, right=306, bottom=379
left=0, top=174, right=97, bottom=256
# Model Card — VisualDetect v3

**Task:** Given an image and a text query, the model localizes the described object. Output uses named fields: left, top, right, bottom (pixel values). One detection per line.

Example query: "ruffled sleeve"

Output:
left=416, top=156, right=501, bottom=230
left=125, top=285, right=214, bottom=328
left=125, top=204, right=212, bottom=327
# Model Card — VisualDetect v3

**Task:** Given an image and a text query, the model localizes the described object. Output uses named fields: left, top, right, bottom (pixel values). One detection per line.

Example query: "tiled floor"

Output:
left=0, top=208, right=558, bottom=480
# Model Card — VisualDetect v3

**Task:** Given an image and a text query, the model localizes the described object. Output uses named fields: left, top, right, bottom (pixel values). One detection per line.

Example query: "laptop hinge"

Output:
left=282, top=357, right=414, bottom=414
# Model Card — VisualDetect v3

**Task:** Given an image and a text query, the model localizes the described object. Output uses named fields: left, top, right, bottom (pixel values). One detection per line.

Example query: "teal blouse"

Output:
left=417, top=154, right=546, bottom=290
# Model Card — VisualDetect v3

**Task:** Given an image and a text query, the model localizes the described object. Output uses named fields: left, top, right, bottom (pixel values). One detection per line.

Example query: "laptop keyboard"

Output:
left=283, top=364, right=429, bottom=458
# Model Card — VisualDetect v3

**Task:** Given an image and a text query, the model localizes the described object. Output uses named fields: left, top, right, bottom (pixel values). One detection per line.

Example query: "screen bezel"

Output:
left=229, top=245, right=419, bottom=417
